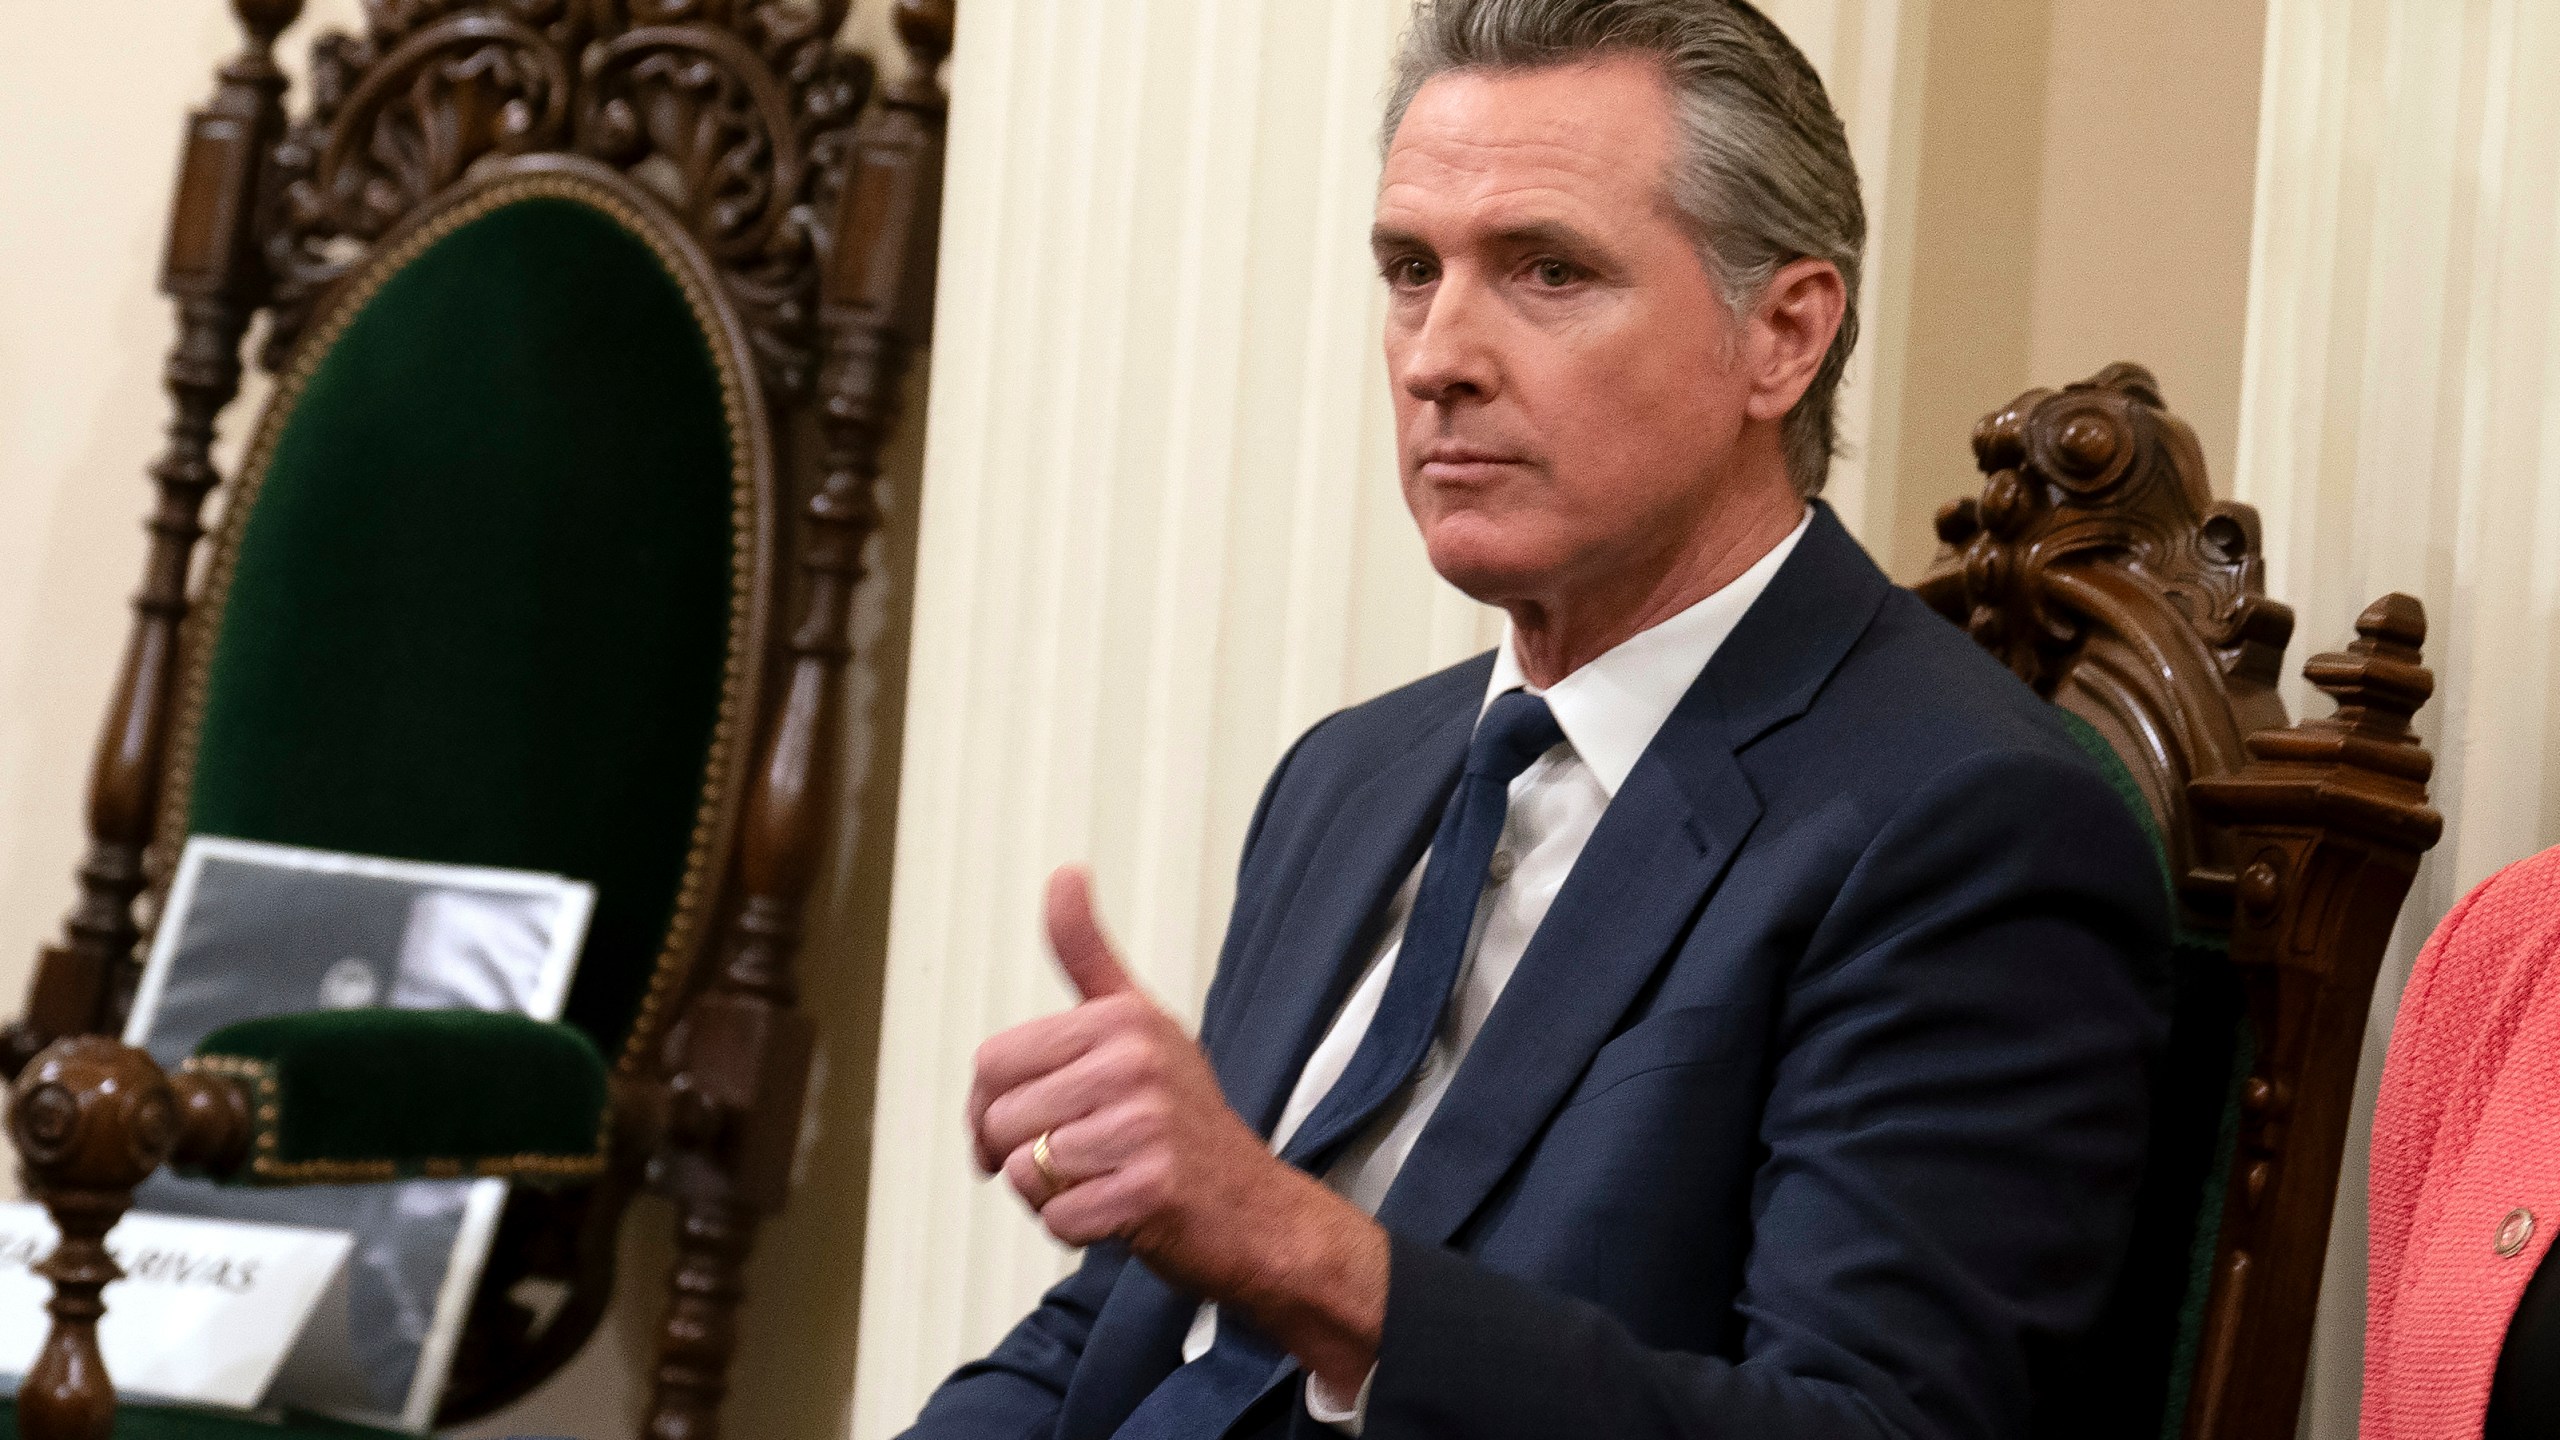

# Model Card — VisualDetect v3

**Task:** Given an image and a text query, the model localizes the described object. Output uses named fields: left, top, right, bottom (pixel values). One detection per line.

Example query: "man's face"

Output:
left=1374, top=57, right=1762, bottom=606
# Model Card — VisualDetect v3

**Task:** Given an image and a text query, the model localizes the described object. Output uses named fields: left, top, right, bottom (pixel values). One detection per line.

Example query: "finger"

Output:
left=1036, top=1153, right=1173, bottom=1249
left=977, top=1035, right=1157, bottom=1163
left=1037, top=1168, right=1140, bottom=1248
left=965, top=998, right=1146, bottom=1168
left=999, top=1120, right=1100, bottom=1213
left=1046, top=865, right=1138, bottom=1002
left=998, top=1101, right=1156, bottom=1224
left=1000, top=1135, right=1058, bottom=1211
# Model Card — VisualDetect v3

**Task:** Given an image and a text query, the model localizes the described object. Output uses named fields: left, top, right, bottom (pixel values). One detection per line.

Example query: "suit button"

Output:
left=1487, top=849, right=1517, bottom=884
left=2498, top=1208, right=2536, bottom=1258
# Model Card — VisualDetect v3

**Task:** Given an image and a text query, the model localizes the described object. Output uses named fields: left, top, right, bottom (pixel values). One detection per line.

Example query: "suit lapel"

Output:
left=1374, top=726, right=1761, bottom=1245
left=1376, top=502, right=1892, bottom=1245
left=1214, top=702, right=1475, bottom=1137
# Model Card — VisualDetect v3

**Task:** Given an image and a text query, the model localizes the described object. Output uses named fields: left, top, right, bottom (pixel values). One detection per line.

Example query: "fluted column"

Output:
left=847, top=2, right=1926, bottom=1433
left=2233, top=0, right=2560, bottom=1429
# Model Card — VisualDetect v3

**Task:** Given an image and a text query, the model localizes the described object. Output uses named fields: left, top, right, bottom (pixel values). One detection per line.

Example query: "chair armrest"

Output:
left=190, top=1009, right=610, bottom=1186
left=2, top=1017, right=612, bottom=1440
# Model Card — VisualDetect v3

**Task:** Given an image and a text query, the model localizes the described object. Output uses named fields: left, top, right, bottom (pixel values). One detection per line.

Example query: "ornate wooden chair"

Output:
left=1917, top=363, right=2444, bottom=1440
left=0, top=2, right=951, bottom=1437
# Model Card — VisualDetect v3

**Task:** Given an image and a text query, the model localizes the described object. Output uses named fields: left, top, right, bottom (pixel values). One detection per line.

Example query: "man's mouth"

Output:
left=1415, top=443, right=1532, bottom=483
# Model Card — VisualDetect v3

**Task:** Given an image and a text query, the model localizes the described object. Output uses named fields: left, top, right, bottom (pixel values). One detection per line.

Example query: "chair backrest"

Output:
left=1915, top=364, right=2444, bottom=1440
left=6, top=0, right=951, bottom=1423
left=171, top=176, right=764, bottom=1068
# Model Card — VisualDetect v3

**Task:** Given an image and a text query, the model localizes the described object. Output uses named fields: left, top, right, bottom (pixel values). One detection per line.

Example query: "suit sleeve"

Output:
left=1363, top=747, right=2173, bottom=1440
left=898, top=714, right=1338, bottom=1437
left=897, top=1246, right=1129, bottom=1440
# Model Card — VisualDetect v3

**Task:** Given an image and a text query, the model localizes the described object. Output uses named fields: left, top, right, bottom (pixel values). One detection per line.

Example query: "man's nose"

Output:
left=1397, top=274, right=1501, bottom=405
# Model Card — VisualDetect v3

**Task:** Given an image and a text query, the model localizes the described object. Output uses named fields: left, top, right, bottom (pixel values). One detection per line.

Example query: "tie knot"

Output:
left=1469, top=690, right=1564, bottom=783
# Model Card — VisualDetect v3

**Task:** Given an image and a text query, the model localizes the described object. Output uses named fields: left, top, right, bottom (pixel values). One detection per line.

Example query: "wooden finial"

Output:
left=2302, top=592, right=2432, bottom=742
left=894, top=0, right=956, bottom=76
left=2353, top=591, right=2428, bottom=655
left=229, top=0, right=303, bottom=49
left=9, top=1040, right=178, bottom=1440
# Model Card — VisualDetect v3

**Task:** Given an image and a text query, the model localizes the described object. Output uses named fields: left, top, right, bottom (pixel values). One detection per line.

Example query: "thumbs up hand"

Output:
left=964, top=866, right=1386, bottom=1394
left=966, top=866, right=1261, bottom=1245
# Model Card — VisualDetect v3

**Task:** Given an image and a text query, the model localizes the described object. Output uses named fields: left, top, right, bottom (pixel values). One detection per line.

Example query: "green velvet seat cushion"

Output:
left=191, top=1009, right=608, bottom=1184
left=184, top=188, right=748, bottom=1063
left=0, top=1399, right=397, bottom=1439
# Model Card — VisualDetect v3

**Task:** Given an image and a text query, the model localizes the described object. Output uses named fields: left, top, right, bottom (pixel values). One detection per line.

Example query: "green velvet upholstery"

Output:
left=2051, top=709, right=2251, bottom=1440
left=181, top=189, right=748, bottom=1064
left=0, top=1400, right=398, bottom=1440
left=189, top=1009, right=609, bottom=1184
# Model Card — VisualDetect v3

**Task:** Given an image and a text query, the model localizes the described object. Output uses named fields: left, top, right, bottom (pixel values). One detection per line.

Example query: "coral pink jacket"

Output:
left=2364, top=848, right=2560, bottom=1439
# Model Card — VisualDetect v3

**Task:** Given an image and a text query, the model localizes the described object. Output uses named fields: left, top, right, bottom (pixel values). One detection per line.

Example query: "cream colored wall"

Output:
left=0, top=2, right=920, bottom=1437
left=1887, top=0, right=2266, bottom=579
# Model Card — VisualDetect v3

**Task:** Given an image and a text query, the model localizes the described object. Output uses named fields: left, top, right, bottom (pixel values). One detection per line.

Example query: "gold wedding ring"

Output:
left=1031, top=1130, right=1067, bottom=1195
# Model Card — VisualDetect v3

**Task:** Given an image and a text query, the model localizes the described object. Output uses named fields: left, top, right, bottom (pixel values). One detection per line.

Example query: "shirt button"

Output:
left=2498, top=1208, right=2536, bottom=1258
left=1487, top=849, right=1517, bottom=884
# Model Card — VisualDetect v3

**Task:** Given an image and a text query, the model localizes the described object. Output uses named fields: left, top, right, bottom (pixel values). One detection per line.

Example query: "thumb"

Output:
left=1046, top=865, right=1138, bottom=1003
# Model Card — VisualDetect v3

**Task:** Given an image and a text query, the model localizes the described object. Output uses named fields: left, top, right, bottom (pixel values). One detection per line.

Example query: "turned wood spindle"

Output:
left=5, top=0, right=301, bottom=1077
left=8, top=1039, right=250, bottom=1440
left=640, top=4, right=952, bottom=1437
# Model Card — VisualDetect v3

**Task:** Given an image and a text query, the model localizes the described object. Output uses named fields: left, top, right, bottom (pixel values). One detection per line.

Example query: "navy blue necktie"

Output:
left=1110, top=690, right=1564, bottom=1440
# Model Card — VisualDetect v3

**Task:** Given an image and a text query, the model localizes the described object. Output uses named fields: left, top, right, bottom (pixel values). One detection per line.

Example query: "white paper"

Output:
left=0, top=1204, right=352, bottom=1411
left=116, top=836, right=595, bottom=1431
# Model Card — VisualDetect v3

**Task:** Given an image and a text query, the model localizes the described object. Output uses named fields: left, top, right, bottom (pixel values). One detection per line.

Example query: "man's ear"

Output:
left=1741, top=257, right=1849, bottom=424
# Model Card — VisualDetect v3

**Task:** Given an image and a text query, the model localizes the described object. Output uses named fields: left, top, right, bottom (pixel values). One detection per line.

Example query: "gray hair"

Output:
left=1384, top=0, right=1865, bottom=498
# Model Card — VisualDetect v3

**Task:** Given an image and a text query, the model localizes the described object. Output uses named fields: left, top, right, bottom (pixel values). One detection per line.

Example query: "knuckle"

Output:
left=1095, top=1036, right=1145, bottom=1083
left=1125, top=1154, right=1173, bottom=1209
left=1122, top=1047, right=1165, bottom=1090
left=979, top=1093, right=1017, bottom=1141
left=1127, top=1094, right=1172, bottom=1141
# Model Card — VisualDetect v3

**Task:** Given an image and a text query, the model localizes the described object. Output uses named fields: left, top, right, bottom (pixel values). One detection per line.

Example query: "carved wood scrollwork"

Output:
left=260, top=0, right=873, bottom=393
left=1920, top=370, right=2446, bottom=1437
left=1917, top=364, right=2297, bottom=915
left=1933, top=363, right=2293, bottom=696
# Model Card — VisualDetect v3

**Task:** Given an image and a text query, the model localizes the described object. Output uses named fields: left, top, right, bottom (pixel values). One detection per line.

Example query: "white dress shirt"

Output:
left=1182, top=509, right=1810, bottom=1433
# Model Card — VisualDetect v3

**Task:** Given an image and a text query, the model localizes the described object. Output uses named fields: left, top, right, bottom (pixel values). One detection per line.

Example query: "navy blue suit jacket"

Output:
left=905, top=505, right=2171, bottom=1440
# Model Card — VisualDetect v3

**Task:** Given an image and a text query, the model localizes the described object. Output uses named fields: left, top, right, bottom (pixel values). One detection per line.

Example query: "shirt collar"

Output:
left=1484, top=507, right=1812, bottom=797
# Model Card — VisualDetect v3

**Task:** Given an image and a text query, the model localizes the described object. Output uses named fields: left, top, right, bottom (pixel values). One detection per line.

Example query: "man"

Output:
left=906, top=1, right=2169, bottom=1437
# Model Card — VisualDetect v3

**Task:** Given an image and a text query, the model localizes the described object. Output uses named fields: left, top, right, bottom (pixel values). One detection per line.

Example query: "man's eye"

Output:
left=1384, top=257, right=1437, bottom=288
left=1529, top=258, right=1578, bottom=287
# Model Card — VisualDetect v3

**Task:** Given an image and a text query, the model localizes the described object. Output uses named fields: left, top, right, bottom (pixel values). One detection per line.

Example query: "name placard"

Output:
left=0, top=1202, right=353, bottom=1411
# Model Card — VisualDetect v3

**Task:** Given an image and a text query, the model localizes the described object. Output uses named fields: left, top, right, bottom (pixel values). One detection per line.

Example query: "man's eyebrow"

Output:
left=1487, top=220, right=1606, bottom=254
left=1367, top=220, right=1609, bottom=255
left=1369, top=225, right=1429, bottom=255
